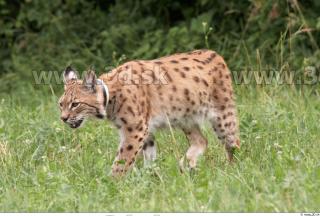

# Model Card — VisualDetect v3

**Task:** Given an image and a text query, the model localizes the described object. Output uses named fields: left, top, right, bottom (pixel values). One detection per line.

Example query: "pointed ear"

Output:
left=83, top=69, right=97, bottom=91
left=63, top=66, right=78, bottom=83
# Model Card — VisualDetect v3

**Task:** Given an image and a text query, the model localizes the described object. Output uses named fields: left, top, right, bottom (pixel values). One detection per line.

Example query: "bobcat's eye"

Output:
left=59, top=102, right=63, bottom=107
left=71, top=102, right=79, bottom=108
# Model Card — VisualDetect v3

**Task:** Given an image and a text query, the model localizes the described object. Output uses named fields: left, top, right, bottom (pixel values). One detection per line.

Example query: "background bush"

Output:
left=0, top=0, right=319, bottom=92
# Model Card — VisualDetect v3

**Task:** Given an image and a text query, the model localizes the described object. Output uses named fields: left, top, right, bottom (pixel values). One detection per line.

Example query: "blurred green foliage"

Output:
left=0, top=0, right=319, bottom=92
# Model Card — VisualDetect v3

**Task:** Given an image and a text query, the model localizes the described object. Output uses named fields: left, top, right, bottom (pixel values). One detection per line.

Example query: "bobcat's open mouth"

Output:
left=69, top=119, right=83, bottom=129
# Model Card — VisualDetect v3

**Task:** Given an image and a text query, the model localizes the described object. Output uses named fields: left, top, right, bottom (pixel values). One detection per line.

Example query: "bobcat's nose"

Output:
left=60, top=116, right=68, bottom=122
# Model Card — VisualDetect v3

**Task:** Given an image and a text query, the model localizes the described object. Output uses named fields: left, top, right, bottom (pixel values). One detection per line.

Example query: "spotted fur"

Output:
left=59, top=50, right=240, bottom=176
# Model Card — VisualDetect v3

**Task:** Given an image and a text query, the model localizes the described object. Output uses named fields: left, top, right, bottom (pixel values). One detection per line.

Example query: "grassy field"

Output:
left=0, top=84, right=319, bottom=212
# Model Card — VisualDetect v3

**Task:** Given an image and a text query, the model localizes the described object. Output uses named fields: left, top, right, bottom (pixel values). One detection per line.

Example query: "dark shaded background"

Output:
left=0, top=0, right=319, bottom=92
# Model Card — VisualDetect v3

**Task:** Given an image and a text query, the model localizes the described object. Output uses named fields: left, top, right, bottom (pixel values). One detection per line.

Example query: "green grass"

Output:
left=0, top=85, right=319, bottom=212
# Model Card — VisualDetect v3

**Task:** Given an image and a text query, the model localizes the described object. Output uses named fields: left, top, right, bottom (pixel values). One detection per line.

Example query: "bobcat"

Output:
left=58, top=49, right=240, bottom=176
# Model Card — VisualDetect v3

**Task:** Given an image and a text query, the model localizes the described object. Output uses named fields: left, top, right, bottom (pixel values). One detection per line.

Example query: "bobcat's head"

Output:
left=58, top=67, right=108, bottom=128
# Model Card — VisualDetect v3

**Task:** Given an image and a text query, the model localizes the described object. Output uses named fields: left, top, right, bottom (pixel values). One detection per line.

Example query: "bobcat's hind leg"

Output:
left=182, top=126, right=208, bottom=169
left=211, top=110, right=240, bottom=162
left=142, top=134, right=157, bottom=167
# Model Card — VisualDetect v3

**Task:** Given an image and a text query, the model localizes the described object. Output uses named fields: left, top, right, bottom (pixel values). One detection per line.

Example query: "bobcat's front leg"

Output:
left=112, top=117, right=149, bottom=176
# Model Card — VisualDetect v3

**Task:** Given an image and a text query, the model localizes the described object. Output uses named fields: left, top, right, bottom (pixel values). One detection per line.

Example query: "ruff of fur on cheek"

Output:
left=96, top=79, right=109, bottom=113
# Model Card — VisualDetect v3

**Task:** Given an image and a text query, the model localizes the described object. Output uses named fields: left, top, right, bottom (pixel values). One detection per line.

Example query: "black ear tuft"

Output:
left=65, top=66, right=73, bottom=74
left=63, top=66, right=78, bottom=83
left=83, top=69, right=97, bottom=91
